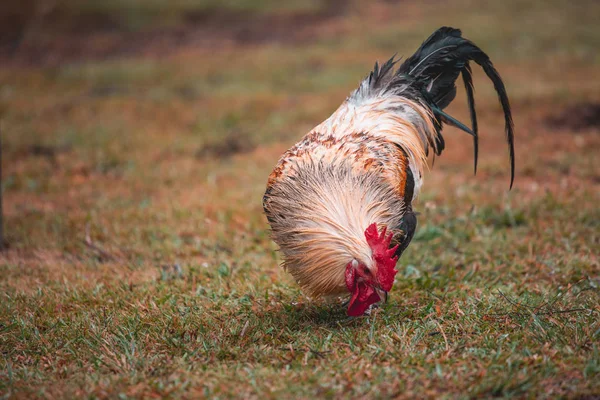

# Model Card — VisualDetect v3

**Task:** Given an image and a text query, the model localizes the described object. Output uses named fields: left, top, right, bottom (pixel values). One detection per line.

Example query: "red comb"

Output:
left=364, top=223, right=399, bottom=292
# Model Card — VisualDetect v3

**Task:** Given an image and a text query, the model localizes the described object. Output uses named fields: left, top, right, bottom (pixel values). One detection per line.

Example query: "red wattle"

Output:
left=347, top=281, right=381, bottom=317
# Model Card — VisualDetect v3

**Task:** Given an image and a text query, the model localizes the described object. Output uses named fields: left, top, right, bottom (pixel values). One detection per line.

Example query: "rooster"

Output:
left=262, top=27, right=515, bottom=316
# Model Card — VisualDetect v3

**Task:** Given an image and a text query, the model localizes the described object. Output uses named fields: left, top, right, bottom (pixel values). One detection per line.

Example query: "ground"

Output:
left=0, top=0, right=599, bottom=398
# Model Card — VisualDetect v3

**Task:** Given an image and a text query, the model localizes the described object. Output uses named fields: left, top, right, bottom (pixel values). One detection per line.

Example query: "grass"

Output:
left=1, top=0, right=600, bottom=398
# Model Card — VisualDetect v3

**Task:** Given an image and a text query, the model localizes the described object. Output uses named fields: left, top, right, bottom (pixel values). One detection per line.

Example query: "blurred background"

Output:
left=0, top=0, right=598, bottom=397
left=1, top=0, right=598, bottom=252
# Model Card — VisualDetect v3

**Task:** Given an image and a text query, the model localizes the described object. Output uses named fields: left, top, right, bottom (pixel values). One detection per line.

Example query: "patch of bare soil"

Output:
left=1, top=0, right=350, bottom=66
left=545, top=102, right=600, bottom=131
left=0, top=1, right=35, bottom=56
left=195, top=130, right=256, bottom=159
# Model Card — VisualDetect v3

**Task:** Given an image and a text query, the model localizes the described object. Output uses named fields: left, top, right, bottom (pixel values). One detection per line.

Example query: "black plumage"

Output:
left=366, top=27, right=515, bottom=188
left=397, top=26, right=515, bottom=188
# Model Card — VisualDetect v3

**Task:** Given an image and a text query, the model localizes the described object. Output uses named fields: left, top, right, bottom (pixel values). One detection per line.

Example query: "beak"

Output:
left=375, top=287, right=388, bottom=304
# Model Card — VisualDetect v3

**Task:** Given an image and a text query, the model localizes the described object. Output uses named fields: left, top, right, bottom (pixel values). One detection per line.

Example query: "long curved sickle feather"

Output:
left=461, top=62, right=479, bottom=175
left=471, top=53, right=515, bottom=189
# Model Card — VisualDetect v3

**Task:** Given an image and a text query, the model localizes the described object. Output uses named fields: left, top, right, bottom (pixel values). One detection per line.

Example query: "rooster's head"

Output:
left=344, top=223, right=399, bottom=316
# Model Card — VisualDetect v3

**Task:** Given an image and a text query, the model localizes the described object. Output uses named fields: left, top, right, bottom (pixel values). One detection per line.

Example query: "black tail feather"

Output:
left=461, top=62, right=479, bottom=175
left=432, top=106, right=474, bottom=136
left=474, top=57, right=515, bottom=189
left=397, top=27, right=515, bottom=188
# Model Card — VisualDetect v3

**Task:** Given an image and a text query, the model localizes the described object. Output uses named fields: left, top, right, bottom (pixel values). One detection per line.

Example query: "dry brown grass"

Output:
left=1, top=0, right=599, bottom=398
